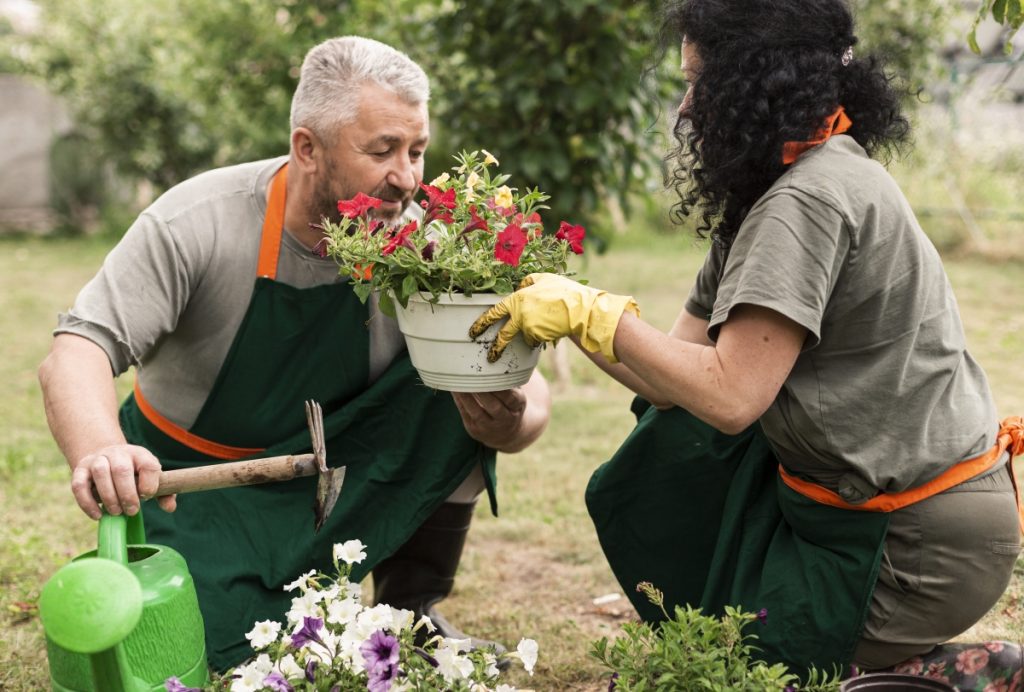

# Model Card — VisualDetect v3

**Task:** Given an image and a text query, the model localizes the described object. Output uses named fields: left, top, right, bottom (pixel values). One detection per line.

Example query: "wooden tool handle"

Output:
left=156, top=453, right=318, bottom=496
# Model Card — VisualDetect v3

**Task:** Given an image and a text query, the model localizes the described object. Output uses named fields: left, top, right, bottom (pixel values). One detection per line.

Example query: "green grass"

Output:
left=1, top=224, right=1022, bottom=691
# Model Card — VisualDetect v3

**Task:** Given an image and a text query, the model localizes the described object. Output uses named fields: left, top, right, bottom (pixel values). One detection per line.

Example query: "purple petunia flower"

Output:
left=361, top=629, right=400, bottom=675
left=367, top=663, right=399, bottom=692
left=305, top=658, right=318, bottom=683
left=262, top=671, right=294, bottom=692
left=608, top=672, right=619, bottom=690
left=757, top=608, right=768, bottom=624
left=291, top=616, right=326, bottom=649
left=164, top=677, right=202, bottom=692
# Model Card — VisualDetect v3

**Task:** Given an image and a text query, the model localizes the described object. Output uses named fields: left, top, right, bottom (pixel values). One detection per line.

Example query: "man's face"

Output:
left=312, top=81, right=429, bottom=224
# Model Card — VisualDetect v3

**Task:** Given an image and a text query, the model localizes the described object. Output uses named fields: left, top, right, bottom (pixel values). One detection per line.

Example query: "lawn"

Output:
left=1, top=222, right=1021, bottom=690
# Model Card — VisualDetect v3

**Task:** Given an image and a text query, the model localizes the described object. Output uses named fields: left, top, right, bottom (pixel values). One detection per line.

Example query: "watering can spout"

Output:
left=40, top=511, right=209, bottom=691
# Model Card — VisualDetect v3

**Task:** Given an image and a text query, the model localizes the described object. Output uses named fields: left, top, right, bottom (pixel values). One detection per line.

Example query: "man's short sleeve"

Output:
left=707, top=189, right=850, bottom=347
left=55, top=211, right=201, bottom=376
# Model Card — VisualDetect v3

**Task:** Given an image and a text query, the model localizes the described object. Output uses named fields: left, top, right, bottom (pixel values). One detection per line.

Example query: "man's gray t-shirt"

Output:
left=56, top=157, right=406, bottom=428
left=685, top=135, right=998, bottom=502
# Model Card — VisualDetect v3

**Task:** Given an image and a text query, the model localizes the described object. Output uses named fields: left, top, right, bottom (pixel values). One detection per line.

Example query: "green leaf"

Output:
left=401, top=274, right=419, bottom=300
left=994, top=0, right=1009, bottom=23
left=377, top=291, right=396, bottom=319
left=351, top=282, right=372, bottom=304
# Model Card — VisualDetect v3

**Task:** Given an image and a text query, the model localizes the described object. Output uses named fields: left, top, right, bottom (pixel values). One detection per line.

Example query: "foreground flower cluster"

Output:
left=166, top=539, right=537, bottom=692
left=318, top=149, right=586, bottom=317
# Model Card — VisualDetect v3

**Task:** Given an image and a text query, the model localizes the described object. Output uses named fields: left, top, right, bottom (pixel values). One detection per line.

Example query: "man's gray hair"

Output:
left=290, top=36, right=429, bottom=141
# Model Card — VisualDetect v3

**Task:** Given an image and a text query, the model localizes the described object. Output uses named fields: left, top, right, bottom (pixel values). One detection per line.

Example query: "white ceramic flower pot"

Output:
left=392, top=292, right=541, bottom=393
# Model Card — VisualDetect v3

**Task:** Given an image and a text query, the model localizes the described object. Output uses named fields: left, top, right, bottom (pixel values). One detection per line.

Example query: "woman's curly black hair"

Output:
left=662, top=0, right=911, bottom=246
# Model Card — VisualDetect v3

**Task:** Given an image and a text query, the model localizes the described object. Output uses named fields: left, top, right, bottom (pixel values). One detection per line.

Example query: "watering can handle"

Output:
left=97, top=511, right=146, bottom=564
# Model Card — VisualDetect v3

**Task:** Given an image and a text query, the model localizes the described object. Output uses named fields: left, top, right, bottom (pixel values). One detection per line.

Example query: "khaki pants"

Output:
left=853, top=462, right=1021, bottom=669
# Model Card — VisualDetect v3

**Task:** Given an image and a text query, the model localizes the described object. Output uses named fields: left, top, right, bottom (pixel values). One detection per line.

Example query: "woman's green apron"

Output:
left=585, top=398, right=890, bottom=672
left=121, top=164, right=496, bottom=671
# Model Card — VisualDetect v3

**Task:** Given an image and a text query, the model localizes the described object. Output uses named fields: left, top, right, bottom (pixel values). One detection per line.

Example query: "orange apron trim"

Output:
left=782, top=106, right=852, bottom=165
left=779, top=417, right=1024, bottom=533
left=132, top=381, right=266, bottom=460
left=131, top=162, right=292, bottom=459
left=256, top=163, right=288, bottom=280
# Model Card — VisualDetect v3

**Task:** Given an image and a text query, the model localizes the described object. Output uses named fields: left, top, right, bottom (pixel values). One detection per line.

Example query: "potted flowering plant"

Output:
left=317, top=149, right=586, bottom=392
left=166, top=539, right=538, bottom=692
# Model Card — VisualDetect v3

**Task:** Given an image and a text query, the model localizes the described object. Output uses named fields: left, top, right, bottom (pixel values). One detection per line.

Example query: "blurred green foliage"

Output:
left=970, top=0, right=1023, bottom=53
left=8, top=0, right=968, bottom=240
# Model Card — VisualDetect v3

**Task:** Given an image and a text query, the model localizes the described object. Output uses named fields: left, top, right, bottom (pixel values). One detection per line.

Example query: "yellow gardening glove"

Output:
left=469, top=273, right=640, bottom=364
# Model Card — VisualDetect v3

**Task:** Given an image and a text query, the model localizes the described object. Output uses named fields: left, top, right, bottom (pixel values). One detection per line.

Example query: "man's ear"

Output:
left=291, top=127, right=319, bottom=174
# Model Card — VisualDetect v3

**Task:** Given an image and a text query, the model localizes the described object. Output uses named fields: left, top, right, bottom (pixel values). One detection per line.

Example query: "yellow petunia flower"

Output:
left=465, top=171, right=481, bottom=189
left=493, top=185, right=514, bottom=209
left=430, top=172, right=451, bottom=187
left=482, top=149, right=499, bottom=166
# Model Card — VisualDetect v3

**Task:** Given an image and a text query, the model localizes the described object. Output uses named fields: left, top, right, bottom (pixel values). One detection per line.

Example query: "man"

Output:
left=38, top=36, right=550, bottom=670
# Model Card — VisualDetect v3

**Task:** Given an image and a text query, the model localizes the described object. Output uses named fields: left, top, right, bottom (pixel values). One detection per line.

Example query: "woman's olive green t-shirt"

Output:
left=685, top=135, right=998, bottom=503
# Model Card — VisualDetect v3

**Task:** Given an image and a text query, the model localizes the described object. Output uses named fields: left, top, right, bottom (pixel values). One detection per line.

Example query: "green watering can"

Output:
left=39, top=511, right=209, bottom=692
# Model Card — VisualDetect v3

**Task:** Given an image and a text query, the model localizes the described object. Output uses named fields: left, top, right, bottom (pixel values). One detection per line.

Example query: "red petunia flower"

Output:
left=337, top=193, right=383, bottom=219
left=513, top=211, right=543, bottom=238
left=460, top=205, right=490, bottom=236
left=418, top=183, right=457, bottom=225
left=555, top=221, right=586, bottom=254
left=494, top=224, right=528, bottom=266
left=382, top=220, right=419, bottom=256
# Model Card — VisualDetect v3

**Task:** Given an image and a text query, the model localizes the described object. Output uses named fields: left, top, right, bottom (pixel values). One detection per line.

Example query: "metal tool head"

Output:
left=305, top=400, right=346, bottom=533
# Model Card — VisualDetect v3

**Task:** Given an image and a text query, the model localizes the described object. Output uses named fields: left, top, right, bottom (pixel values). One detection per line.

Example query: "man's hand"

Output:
left=452, top=389, right=528, bottom=451
left=71, top=444, right=176, bottom=520
left=451, top=370, right=551, bottom=454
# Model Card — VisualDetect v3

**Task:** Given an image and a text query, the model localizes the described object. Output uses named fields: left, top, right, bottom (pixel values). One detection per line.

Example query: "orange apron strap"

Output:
left=780, top=417, right=1024, bottom=529
left=782, top=106, right=853, bottom=165
left=133, top=381, right=265, bottom=460
left=1000, top=416, right=1024, bottom=534
left=256, top=163, right=288, bottom=280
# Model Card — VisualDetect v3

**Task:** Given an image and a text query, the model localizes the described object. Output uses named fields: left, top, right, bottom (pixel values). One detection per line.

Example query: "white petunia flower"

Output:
left=252, top=654, right=273, bottom=674
left=286, top=590, right=323, bottom=624
left=307, top=628, right=339, bottom=665
left=337, top=626, right=366, bottom=667
left=390, top=606, right=415, bottom=631
left=355, top=603, right=393, bottom=638
left=325, top=596, right=362, bottom=626
left=283, top=569, right=316, bottom=592
left=516, top=638, right=539, bottom=675
left=434, top=642, right=475, bottom=682
left=415, top=613, right=437, bottom=633
left=230, top=662, right=266, bottom=692
left=333, top=539, right=367, bottom=565
left=276, top=653, right=303, bottom=679
left=483, top=652, right=500, bottom=678
left=244, top=620, right=281, bottom=650
left=446, top=637, right=472, bottom=654
left=317, top=584, right=341, bottom=603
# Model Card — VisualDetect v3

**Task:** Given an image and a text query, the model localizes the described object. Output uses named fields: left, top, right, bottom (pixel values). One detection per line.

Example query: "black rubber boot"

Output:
left=372, top=501, right=507, bottom=657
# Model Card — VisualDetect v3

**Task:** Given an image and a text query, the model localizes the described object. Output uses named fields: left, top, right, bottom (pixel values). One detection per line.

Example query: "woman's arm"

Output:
left=613, top=305, right=805, bottom=433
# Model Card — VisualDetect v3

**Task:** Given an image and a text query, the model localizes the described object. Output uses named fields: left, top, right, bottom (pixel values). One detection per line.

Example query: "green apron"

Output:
left=120, top=164, right=496, bottom=670
left=585, top=398, right=890, bottom=673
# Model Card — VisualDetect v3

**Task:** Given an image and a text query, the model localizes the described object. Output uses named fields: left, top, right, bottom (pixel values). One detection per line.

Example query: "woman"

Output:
left=471, top=0, right=1023, bottom=683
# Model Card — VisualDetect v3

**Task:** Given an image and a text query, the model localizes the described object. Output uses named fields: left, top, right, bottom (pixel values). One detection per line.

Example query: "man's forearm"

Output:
left=38, top=334, right=126, bottom=469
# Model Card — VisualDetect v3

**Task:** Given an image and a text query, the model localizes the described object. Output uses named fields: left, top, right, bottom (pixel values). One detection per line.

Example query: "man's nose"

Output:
left=387, top=156, right=417, bottom=193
